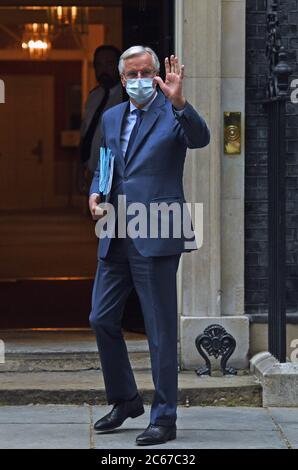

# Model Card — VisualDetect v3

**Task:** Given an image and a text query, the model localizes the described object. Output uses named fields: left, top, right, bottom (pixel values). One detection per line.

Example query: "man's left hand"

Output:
left=154, top=55, right=186, bottom=110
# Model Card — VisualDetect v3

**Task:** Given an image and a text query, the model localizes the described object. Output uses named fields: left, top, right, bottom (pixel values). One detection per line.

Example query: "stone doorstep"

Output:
left=1, top=351, right=152, bottom=372
left=0, top=329, right=148, bottom=354
left=250, top=352, right=298, bottom=407
left=0, top=370, right=262, bottom=407
left=0, top=330, right=151, bottom=372
left=0, top=330, right=262, bottom=407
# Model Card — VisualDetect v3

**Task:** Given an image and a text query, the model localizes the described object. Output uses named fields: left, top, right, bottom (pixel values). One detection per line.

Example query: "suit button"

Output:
left=123, top=176, right=128, bottom=181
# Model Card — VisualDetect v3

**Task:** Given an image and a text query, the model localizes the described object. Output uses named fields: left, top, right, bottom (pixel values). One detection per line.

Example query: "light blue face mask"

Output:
left=125, top=78, right=155, bottom=104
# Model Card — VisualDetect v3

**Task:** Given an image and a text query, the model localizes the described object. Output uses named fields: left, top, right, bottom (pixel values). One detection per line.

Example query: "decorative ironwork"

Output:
left=265, top=0, right=281, bottom=98
left=265, top=0, right=292, bottom=98
left=195, top=324, right=237, bottom=376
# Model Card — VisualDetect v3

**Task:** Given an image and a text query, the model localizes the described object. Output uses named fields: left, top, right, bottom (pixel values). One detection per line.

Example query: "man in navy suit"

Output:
left=88, top=46, right=210, bottom=446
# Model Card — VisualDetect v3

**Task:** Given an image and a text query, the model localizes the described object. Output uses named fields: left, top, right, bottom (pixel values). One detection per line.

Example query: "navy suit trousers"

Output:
left=89, top=231, right=181, bottom=426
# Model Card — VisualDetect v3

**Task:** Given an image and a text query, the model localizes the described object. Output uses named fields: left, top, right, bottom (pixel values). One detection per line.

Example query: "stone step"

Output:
left=2, top=350, right=152, bottom=372
left=0, top=330, right=262, bottom=407
left=0, top=370, right=262, bottom=407
left=0, top=330, right=151, bottom=372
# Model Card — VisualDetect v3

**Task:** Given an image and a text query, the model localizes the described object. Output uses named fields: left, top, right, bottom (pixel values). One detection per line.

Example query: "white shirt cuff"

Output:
left=173, top=106, right=186, bottom=116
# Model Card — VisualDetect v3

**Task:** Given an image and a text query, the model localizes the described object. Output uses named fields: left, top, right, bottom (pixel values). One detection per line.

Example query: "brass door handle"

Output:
left=32, top=139, right=43, bottom=163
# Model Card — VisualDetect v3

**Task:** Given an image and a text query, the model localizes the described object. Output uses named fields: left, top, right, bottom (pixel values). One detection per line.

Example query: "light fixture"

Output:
left=22, top=22, right=51, bottom=59
left=47, top=6, right=88, bottom=35
left=21, top=6, right=88, bottom=59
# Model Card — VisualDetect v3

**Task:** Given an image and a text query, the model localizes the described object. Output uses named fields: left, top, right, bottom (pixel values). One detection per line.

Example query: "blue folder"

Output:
left=99, top=147, right=115, bottom=199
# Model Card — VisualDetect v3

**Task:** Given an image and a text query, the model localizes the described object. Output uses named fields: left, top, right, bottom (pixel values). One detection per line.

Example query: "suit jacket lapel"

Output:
left=125, top=91, right=166, bottom=168
left=114, top=100, right=130, bottom=172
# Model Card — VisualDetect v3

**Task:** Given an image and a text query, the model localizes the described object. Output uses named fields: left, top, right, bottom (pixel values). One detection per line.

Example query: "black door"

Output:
left=123, top=0, right=175, bottom=74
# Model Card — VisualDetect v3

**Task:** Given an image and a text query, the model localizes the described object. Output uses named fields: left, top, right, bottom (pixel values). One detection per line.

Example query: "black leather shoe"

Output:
left=136, top=423, right=177, bottom=446
left=94, top=393, right=144, bottom=432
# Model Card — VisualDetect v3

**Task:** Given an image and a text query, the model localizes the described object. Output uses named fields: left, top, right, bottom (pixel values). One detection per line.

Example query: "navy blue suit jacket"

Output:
left=89, top=90, right=210, bottom=258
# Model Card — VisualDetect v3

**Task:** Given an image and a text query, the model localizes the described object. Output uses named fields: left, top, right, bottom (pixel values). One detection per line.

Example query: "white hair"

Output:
left=118, top=45, right=160, bottom=74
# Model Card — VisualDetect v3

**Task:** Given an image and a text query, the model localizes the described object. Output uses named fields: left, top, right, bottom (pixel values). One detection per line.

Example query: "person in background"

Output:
left=79, top=45, right=124, bottom=176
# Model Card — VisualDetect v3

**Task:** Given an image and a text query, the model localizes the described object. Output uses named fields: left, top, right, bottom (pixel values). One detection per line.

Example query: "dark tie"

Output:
left=124, top=108, right=144, bottom=163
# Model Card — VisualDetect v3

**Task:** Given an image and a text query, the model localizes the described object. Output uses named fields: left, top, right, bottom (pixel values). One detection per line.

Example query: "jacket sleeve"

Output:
left=173, top=101, right=210, bottom=149
left=89, top=115, right=106, bottom=197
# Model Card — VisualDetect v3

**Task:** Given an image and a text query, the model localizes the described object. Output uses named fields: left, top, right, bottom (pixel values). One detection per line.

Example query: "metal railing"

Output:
left=262, top=0, right=292, bottom=362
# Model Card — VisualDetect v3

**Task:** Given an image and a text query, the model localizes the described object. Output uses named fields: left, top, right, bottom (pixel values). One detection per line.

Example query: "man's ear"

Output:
left=120, top=74, right=126, bottom=88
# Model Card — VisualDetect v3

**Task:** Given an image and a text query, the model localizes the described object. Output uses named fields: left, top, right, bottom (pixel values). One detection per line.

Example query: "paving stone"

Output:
left=0, top=423, right=90, bottom=449
left=93, top=429, right=287, bottom=450
left=0, top=404, right=89, bottom=424
left=277, top=424, right=298, bottom=449
left=0, top=405, right=292, bottom=449
left=269, top=407, right=298, bottom=424
left=92, top=405, right=275, bottom=430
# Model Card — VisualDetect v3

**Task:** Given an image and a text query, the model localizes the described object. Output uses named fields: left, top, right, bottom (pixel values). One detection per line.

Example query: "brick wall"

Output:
left=245, top=0, right=298, bottom=314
